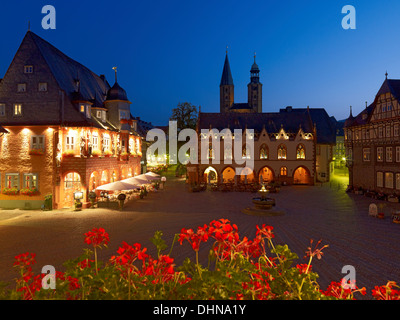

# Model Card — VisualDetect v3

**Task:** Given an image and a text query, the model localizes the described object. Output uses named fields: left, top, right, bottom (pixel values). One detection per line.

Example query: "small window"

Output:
left=23, top=173, right=38, bottom=189
left=277, top=145, right=287, bottom=160
left=377, top=147, right=383, bottom=162
left=0, top=104, right=5, bottom=117
left=101, top=111, right=106, bottom=122
left=280, top=167, right=287, bottom=176
left=396, top=146, right=400, bottom=163
left=66, top=136, right=75, bottom=150
left=396, top=173, right=400, bottom=190
left=24, top=65, right=33, bottom=74
left=363, top=148, right=371, bottom=162
left=386, top=147, right=393, bottom=162
left=80, top=104, right=85, bottom=113
left=96, top=110, right=102, bottom=118
left=13, top=104, right=22, bottom=116
left=31, top=135, right=45, bottom=151
left=296, top=144, right=306, bottom=159
left=92, top=134, right=98, bottom=150
left=17, top=83, right=26, bottom=92
left=5, top=173, right=20, bottom=190
left=38, top=82, right=47, bottom=92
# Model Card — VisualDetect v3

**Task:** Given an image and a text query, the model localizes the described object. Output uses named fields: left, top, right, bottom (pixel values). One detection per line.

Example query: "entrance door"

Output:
left=64, top=172, right=82, bottom=207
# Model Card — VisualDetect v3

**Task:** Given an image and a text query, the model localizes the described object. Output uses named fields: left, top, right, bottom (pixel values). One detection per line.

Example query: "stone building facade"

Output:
left=0, top=31, right=142, bottom=209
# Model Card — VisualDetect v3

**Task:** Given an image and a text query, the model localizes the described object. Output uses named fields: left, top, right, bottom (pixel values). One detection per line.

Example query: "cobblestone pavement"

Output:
left=0, top=169, right=399, bottom=299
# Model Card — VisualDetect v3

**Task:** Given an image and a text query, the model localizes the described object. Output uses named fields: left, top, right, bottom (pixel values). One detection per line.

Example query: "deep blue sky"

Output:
left=1, top=0, right=399, bottom=126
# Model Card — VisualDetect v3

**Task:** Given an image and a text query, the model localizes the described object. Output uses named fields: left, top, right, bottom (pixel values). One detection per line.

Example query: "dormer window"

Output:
left=24, top=65, right=33, bottom=74
left=80, top=104, right=91, bottom=118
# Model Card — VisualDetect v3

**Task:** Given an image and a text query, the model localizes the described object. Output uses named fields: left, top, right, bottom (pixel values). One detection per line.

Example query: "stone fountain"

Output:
left=242, top=184, right=284, bottom=216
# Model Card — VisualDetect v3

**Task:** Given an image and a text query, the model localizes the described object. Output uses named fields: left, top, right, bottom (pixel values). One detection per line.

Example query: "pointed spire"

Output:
left=112, top=66, right=118, bottom=83
left=349, top=105, right=353, bottom=118
left=385, top=71, right=388, bottom=79
left=220, top=51, right=234, bottom=86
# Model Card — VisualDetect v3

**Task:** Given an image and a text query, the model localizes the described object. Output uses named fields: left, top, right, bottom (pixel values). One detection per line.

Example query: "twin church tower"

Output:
left=219, top=52, right=262, bottom=113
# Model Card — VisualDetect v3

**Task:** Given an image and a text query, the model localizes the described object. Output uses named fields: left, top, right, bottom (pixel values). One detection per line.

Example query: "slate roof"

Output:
left=28, top=31, right=110, bottom=106
left=220, top=54, right=234, bottom=86
left=198, top=110, right=314, bottom=136
left=376, top=78, right=400, bottom=101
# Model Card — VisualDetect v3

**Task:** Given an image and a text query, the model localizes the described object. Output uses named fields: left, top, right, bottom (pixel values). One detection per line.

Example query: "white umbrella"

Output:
left=145, top=172, right=160, bottom=180
left=122, top=176, right=149, bottom=185
left=145, top=171, right=160, bottom=177
left=96, top=180, right=139, bottom=191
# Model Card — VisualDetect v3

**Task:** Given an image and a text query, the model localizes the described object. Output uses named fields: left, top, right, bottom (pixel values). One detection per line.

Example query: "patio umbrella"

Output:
left=145, top=172, right=160, bottom=180
left=145, top=171, right=160, bottom=177
left=122, top=176, right=149, bottom=185
left=96, top=180, right=139, bottom=191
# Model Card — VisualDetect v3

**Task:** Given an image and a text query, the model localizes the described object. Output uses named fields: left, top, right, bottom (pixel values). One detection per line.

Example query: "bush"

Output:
left=1, top=220, right=399, bottom=300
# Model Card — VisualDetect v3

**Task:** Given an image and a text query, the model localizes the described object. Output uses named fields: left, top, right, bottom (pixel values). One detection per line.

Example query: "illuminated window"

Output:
left=103, top=135, right=110, bottom=151
left=385, top=172, right=394, bottom=189
left=377, top=147, right=383, bottom=162
left=64, top=172, right=81, bottom=190
left=277, top=145, right=287, bottom=160
left=280, top=167, right=287, bottom=176
left=363, top=148, right=370, bottom=162
left=259, top=144, right=268, bottom=159
left=23, top=173, right=38, bottom=189
left=242, top=145, right=251, bottom=159
left=92, top=134, right=98, bottom=150
left=13, top=104, right=22, bottom=116
left=208, top=144, right=215, bottom=159
left=296, top=145, right=305, bottom=159
left=66, top=135, right=75, bottom=150
left=5, top=173, right=19, bottom=189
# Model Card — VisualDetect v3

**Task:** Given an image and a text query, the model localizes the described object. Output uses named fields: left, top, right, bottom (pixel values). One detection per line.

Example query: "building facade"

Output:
left=0, top=31, right=143, bottom=209
left=186, top=54, right=336, bottom=185
left=344, top=76, right=400, bottom=194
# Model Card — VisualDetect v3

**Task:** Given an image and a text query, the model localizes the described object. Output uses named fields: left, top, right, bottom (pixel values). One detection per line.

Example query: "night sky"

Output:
left=1, top=0, right=400, bottom=126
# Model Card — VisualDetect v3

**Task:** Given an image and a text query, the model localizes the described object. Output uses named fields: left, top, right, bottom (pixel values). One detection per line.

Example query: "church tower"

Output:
left=220, top=52, right=234, bottom=113
left=247, top=53, right=262, bottom=113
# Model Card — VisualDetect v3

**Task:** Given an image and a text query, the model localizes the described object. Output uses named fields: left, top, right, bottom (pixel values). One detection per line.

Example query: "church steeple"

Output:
left=220, top=49, right=234, bottom=113
left=247, top=52, right=262, bottom=113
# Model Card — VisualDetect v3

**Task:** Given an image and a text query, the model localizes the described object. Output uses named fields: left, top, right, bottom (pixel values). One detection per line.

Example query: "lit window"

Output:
left=280, top=167, right=287, bottom=176
left=385, top=172, right=394, bottom=189
left=377, top=147, right=383, bottom=162
left=5, top=173, right=19, bottom=189
left=23, top=173, right=38, bottom=189
left=80, top=105, right=85, bottom=113
left=296, top=145, right=306, bottom=159
left=92, top=134, right=98, bottom=150
left=363, top=148, right=370, bottom=162
left=66, top=135, right=75, bottom=150
left=103, top=136, right=110, bottom=151
left=38, top=83, right=47, bottom=92
left=278, top=145, right=287, bottom=160
left=17, top=83, right=26, bottom=92
left=0, top=104, right=5, bottom=117
left=396, top=173, right=400, bottom=190
left=96, top=110, right=102, bottom=118
left=24, top=65, right=33, bottom=74
left=259, top=144, right=268, bottom=159
left=208, top=144, right=214, bottom=159
left=242, top=145, right=251, bottom=159
left=13, top=104, right=22, bottom=116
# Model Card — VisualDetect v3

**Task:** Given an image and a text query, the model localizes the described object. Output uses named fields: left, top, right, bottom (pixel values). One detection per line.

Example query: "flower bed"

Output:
left=1, top=220, right=399, bottom=300
left=29, top=149, right=44, bottom=156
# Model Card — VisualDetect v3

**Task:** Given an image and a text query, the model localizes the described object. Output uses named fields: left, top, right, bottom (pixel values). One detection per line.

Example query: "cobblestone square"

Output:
left=0, top=170, right=399, bottom=299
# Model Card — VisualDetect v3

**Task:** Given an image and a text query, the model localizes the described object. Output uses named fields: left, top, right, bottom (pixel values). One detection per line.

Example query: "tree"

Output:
left=170, top=102, right=198, bottom=131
